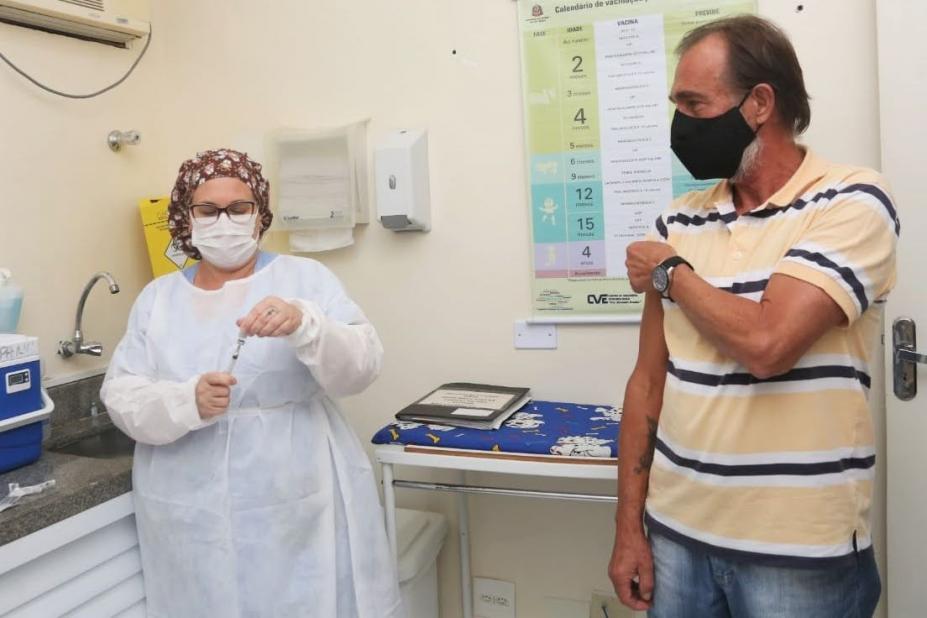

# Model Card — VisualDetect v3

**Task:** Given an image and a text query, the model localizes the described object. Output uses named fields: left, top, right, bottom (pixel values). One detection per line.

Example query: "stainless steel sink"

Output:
left=49, top=427, right=135, bottom=459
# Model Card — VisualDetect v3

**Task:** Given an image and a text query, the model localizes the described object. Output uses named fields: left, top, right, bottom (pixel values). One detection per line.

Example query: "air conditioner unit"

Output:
left=0, top=0, right=149, bottom=47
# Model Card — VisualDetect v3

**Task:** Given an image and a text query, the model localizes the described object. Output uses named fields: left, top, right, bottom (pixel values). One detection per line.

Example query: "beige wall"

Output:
left=0, top=20, right=171, bottom=383
left=1, top=0, right=883, bottom=616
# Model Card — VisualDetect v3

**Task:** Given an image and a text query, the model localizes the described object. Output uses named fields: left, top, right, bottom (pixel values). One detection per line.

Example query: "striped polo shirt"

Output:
left=644, top=149, right=898, bottom=566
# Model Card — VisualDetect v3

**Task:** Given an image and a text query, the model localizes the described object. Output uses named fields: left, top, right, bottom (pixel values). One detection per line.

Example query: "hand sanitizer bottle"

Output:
left=0, top=269, right=24, bottom=333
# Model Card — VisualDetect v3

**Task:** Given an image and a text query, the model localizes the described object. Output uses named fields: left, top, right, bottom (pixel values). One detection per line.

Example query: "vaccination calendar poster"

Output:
left=519, top=0, right=755, bottom=320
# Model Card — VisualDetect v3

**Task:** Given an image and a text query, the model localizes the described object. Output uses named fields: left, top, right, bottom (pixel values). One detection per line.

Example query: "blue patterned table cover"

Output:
left=371, top=400, right=621, bottom=458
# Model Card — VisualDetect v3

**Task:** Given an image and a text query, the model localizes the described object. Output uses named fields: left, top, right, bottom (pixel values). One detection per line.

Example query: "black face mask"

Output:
left=670, top=91, right=757, bottom=180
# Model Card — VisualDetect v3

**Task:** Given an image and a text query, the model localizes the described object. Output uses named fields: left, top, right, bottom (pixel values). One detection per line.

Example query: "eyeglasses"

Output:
left=189, top=200, right=257, bottom=225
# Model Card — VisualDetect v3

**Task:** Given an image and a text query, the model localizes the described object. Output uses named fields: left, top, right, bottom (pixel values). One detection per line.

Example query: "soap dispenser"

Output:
left=0, top=269, right=24, bottom=333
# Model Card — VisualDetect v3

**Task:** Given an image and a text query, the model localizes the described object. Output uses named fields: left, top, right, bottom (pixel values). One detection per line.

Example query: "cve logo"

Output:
left=587, top=293, right=624, bottom=305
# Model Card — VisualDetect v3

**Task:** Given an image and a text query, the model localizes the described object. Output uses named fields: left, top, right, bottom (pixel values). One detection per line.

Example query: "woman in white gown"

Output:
left=102, top=148, right=404, bottom=618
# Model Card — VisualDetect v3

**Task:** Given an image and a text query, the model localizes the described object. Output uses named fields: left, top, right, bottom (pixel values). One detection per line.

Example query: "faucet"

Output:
left=58, top=271, right=120, bottom=358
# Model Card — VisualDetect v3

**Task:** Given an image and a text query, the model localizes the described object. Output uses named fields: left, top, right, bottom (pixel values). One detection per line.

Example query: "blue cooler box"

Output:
left=0, top=334, right=49, bottom=474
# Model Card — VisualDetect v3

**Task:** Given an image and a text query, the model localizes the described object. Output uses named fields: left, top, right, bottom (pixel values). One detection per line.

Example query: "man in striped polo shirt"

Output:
left=607, top=15, right=897, bottom=617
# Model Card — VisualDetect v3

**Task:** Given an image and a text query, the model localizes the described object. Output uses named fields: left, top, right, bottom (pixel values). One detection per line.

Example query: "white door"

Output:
left=876, top=3, right=927, bottom=616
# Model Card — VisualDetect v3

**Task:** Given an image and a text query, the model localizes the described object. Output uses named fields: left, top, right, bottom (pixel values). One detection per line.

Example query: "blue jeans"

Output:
left=648, top=530, right=881, bottom=618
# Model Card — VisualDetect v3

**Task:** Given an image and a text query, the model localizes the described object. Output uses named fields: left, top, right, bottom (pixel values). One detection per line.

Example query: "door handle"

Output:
left=896, top=348, right=927, bottom=364
left=893, top=317, right=926, bottom=400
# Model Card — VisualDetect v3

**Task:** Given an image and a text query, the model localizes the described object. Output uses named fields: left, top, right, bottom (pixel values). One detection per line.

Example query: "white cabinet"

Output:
left=0, top=493, right=145, bottom=617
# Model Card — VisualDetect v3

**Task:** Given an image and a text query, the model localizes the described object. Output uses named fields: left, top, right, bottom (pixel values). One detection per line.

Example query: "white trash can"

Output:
left=395, top=507, right=449, bottom=618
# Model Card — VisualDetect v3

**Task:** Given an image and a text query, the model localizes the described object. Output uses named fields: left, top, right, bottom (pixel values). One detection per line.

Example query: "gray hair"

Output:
left=677, top=15, right=811, bottom=134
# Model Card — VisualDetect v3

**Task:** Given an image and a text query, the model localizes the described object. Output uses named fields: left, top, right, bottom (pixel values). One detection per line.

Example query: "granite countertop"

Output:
left=0, top=374, right=133, bottom=548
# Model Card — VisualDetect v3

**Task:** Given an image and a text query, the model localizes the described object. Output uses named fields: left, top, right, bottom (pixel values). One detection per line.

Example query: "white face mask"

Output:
left=191, top=214, right=259, bottom=271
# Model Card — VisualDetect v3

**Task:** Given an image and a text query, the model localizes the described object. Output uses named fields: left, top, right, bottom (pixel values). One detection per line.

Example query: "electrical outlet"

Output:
left=589, top=591, right=629, bottom=618
left=474, top=577, right=515, bottom=618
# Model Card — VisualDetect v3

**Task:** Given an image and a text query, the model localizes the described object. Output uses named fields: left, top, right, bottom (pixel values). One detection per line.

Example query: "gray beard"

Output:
left=731, top=137, right=762, bottom=184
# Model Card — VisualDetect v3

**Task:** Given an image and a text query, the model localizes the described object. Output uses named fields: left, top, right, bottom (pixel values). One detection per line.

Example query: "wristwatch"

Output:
left=651, top=256, right=693, bottom=299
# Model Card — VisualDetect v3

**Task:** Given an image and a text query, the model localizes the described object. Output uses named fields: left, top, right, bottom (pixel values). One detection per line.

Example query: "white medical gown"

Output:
left=101, top=254, right=404, bottom=618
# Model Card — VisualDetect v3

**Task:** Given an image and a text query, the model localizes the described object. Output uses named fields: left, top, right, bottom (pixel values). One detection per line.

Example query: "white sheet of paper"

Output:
left=419, top=389, right=514, bottom=410
left=450, top=408, right=495, bottom=418
left=594, top=14, right=672, bottom=278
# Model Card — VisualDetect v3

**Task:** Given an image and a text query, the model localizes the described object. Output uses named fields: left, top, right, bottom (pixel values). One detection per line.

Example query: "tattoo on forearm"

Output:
left=633, top=417, right=659, bottom=475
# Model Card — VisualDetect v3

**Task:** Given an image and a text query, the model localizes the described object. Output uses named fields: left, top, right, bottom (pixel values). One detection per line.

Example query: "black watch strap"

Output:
left=659, top=256, right=693, bottom=272
left=658, top=256, right=693, bottom=300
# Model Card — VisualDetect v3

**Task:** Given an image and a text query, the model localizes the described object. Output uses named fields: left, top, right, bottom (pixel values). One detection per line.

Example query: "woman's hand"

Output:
left=237, top=296, right=303, bottom=338
left=196, top=372, right=237, bottom=420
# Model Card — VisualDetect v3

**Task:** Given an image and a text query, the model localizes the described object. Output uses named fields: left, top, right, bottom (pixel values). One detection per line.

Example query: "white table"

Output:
left=374, top=444, right=618, bottom=618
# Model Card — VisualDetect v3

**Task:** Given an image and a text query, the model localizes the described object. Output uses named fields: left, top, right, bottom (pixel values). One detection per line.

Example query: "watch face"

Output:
left=652, top=266, right=669, bottom=293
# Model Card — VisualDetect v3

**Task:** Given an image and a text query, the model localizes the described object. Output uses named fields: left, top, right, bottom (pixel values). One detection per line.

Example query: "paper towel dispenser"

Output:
left=375, top=129, right=431, bottom=232
left=264, top=121, right=369, bottom=252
